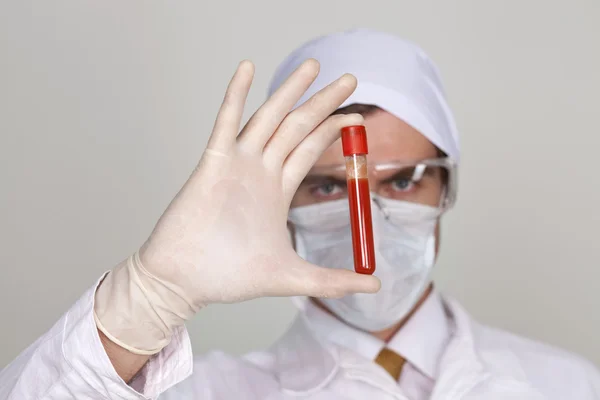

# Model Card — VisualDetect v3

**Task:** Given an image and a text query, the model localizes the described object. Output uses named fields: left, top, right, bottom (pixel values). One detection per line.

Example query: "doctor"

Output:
left=1, top=29, right=599, bottom=399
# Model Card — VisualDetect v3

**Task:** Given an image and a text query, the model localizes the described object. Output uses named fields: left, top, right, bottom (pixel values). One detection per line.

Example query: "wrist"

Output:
left=94, top=253, right=195, bottom=355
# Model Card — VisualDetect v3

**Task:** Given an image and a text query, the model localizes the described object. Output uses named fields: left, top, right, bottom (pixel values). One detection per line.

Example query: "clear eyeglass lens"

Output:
left=293, top=161, right=451, bottom=209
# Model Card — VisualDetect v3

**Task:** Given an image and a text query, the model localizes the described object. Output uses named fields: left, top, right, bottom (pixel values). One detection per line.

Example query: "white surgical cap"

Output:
left=268, top=29, right=460, bottom=162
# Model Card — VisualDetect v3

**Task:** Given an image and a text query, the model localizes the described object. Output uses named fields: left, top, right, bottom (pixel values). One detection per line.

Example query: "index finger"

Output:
left=206, top=60, right=255, bottom=153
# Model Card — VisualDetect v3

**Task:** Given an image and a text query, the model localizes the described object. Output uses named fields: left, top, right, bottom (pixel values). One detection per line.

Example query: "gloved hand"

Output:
left=94, top=59, right=381, bottom=355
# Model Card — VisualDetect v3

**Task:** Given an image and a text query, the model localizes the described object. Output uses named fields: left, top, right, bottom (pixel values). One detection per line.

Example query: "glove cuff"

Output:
left=94, top=252, right=198, bottom=355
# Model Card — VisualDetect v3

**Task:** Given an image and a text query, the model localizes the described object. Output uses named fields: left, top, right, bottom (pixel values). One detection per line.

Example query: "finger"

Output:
left=267, top=257, right=381, bottom=298
left=262, top=74, right=358, bottom=169
left=206, top=60, right=255, bottom=154
left=281, top=113, right=364, bottom=202
left=236, top=59, right=320, bottom=153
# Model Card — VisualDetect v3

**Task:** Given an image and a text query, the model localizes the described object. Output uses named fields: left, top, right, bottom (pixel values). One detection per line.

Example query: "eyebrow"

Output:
left=379, top=166, right=437, bottom=184
left=300, top=174, right=347, bottom=186
left=302, top=165, right=441, bottom=186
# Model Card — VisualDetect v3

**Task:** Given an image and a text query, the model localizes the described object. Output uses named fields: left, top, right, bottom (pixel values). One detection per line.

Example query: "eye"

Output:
left=391, top=178, right=415, bottom=192
left=310, top=182, right=344, bottom=198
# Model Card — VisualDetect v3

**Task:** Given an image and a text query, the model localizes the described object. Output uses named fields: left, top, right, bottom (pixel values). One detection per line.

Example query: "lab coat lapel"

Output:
left=431, top=298, right=546, bottom=400
left=271, top=317, right=340, bottom=395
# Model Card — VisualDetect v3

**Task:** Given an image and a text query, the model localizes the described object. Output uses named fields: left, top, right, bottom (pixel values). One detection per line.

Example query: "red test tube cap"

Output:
left=341, top=125, right=368, bottom=156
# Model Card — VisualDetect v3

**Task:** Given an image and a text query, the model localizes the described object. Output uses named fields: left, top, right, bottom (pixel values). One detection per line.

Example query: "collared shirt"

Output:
left=299, top=290, right=451, bottom=399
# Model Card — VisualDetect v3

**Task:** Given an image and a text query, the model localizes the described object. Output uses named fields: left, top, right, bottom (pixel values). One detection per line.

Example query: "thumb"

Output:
left=277, top=257, right=381, bottom=299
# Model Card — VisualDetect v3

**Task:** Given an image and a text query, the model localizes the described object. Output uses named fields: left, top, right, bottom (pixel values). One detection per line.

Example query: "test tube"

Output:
left=341, top=125, right=376, bottom=275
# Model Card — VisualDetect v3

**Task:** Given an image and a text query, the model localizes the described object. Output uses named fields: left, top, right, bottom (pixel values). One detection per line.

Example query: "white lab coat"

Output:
left=1, top=279, right=599, bottom=399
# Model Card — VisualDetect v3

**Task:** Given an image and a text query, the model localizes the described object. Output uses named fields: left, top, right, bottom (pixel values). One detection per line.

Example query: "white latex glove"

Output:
left=94, top=59, right=381, bottom=355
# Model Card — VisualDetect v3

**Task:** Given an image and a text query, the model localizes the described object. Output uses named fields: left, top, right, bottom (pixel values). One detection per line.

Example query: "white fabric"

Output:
left=2, top=277, right=599, bottom=399
left=387, top=291, right=449, bottom=381
left=298, top=290, right=451, bottom=400
left=268, top=28, right=460, bottom=161
left=289, top=196, right=438, bottom=331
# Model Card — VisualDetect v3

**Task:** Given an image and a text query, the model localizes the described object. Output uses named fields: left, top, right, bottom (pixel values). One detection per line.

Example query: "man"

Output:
left=1, top=29, right=599, bottom=399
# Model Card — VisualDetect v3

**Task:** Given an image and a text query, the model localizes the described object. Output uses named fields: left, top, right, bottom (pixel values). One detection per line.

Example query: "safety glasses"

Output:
left=293, top=157, right=457, bottom=212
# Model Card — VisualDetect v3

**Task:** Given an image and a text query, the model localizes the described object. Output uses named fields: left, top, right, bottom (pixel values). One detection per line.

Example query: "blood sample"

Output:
left=341, top=125, right=376, bottom=275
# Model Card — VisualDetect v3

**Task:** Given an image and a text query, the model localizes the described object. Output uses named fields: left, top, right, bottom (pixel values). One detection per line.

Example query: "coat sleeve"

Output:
left=0, top=275, right=194, bottom=400
left=581, top=358, right=600, bottom=399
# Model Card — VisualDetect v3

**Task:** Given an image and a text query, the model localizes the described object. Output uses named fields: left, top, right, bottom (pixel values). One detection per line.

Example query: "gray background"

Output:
left=1, top=1, right=599, bottom=367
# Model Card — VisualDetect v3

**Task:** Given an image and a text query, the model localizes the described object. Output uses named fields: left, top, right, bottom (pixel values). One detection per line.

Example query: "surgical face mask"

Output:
left=288, top=196, right=440, bottom=331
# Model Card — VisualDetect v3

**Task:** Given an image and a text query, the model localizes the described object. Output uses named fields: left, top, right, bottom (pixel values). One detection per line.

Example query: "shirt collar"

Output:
left=299, top=289, right=450, bottom=380
left=387, top=290, right=451, bottom=378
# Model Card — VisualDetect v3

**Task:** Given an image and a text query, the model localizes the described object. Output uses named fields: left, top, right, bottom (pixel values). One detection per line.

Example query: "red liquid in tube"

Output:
left=341, top=126, right=376, bottom=275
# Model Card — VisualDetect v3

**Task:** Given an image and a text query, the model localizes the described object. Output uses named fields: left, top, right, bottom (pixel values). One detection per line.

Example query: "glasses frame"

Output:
left=304, top=157, right=458, bottom=212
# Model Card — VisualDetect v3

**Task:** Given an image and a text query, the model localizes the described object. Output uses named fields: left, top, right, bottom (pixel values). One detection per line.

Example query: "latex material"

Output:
left=93, top=60, right=381, bottom=354
left=289, top=196, right=438, bottom=331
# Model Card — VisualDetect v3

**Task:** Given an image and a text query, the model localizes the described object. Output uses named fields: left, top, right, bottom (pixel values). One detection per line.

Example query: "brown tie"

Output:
left=374, top=348, right=406, bottom=381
